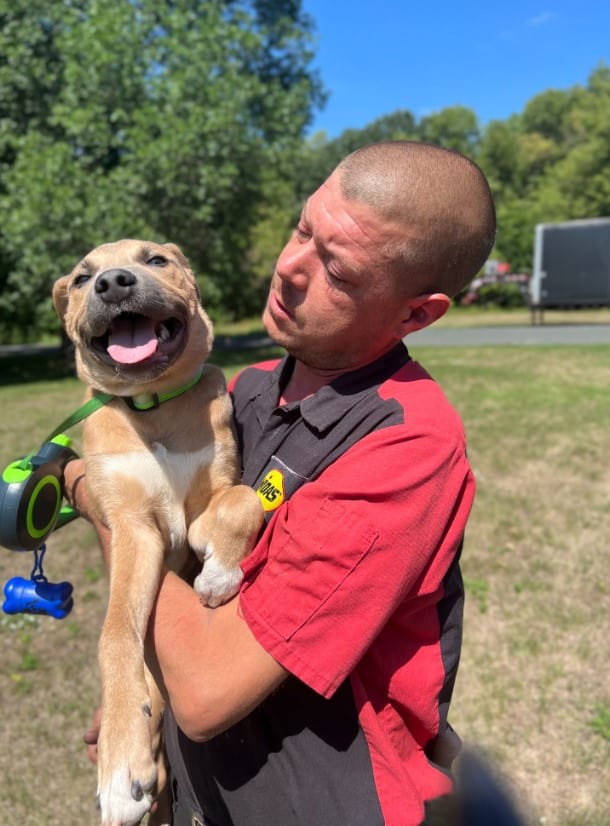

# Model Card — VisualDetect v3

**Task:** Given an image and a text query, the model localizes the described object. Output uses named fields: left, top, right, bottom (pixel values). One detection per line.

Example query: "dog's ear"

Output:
left=52, top=275, right=71, bottom=320
left=163, top=242, right=202, bottom=301
left=163, top=242, right=190, bottom=269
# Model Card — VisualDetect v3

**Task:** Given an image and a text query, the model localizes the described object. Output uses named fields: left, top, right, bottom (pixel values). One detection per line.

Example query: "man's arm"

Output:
left=147, top=569, right=287, bottom=740
left=64, top=459, right=288, bottom=742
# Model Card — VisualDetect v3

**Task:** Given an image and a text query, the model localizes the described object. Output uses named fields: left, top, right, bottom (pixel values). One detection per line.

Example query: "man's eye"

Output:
left=147, top=255, right=168, bottom=267
left=73, top=273, right=91, bottom=288
left=294, top=225, right=310, bottom=241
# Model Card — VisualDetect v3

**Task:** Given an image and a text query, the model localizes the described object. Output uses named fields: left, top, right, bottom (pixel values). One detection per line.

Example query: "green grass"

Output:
left=432, top=305, right=610, bottom=328
left=1, top=317, right=609, bottom=824
left=590, top=704, right=610, bottom=742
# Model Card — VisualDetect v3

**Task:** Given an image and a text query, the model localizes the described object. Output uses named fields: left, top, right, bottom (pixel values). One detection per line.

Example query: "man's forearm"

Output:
left=147, top=569, right=287, bottom=741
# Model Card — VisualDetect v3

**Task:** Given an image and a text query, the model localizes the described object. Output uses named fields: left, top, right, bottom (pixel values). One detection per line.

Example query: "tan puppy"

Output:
left=53, top=239, right=263, bottom=826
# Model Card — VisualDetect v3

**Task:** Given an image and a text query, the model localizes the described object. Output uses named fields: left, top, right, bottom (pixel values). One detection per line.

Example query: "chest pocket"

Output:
left=253, top=497, right=379, bottom=641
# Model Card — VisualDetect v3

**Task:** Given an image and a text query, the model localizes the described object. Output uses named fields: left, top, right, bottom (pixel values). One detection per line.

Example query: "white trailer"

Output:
left=530, top=217, right=610, bottom=322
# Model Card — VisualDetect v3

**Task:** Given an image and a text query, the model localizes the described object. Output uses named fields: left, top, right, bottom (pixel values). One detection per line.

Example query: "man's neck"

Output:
left=279, top=360, right=346, bottom=405
left=278, top=343, right=404, bottom=406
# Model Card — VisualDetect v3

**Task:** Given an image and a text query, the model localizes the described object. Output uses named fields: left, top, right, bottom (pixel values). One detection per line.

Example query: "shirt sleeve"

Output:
left=239, top=415, right=475, bottom=698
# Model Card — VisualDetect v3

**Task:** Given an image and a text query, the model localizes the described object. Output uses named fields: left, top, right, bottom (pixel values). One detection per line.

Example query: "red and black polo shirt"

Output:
left=166, top=343, right=475, bottom=826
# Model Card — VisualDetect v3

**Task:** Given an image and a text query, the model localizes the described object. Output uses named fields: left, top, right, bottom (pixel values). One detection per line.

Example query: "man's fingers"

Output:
left=63, top=458, right=88, bottom=513
left=83, top=708, right=102, bottom=765
left=83, top=726, right=98, bottom=745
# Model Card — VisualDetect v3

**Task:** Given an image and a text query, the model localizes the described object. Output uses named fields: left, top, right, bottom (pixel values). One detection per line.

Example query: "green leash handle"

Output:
left=0, top=394, right=113, bottom=552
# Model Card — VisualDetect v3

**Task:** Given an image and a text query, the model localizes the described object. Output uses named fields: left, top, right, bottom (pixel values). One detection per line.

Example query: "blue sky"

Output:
left=301, top=0, right=609, bottom=138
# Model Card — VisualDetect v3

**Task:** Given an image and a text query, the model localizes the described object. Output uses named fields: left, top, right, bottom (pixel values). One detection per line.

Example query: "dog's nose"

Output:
left=95, top=268, right=137, bottom=303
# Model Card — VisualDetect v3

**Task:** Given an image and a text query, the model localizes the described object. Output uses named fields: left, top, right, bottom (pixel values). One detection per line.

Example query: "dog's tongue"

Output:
left=107, top=317, right=158, bottom=364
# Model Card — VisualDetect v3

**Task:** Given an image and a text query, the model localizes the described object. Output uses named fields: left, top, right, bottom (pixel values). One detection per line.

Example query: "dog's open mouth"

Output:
left=92, top=313, right=185, bottom=366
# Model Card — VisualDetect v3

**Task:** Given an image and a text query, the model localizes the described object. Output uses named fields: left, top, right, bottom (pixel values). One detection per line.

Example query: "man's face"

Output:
left=262, top=173, right=410, bottom=371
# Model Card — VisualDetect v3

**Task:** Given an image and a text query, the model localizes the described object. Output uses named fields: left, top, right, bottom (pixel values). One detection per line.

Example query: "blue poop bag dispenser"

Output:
left=3, top=544, right=73, bottom=619
left=1, top=434, right=78, bottom=619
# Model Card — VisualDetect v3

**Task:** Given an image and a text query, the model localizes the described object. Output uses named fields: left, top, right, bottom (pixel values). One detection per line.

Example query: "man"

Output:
left=71, top=140, right=496, bottom=825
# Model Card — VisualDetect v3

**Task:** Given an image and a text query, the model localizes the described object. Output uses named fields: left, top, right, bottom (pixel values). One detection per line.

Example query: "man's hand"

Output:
left=83, top=706, right=101, bottom=765
left=64, top=458, right=112, bottom=563
left=63, top=457, right=90, bottom=517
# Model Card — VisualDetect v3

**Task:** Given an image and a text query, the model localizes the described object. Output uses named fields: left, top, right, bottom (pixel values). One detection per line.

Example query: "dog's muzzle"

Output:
left=88, top=269, right=187, bottom=369
left=95, top=268, right=138, bottom=305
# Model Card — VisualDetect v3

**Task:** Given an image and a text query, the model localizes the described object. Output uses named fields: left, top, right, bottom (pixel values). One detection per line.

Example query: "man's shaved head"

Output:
left=336, top=141, right=496, bottom=297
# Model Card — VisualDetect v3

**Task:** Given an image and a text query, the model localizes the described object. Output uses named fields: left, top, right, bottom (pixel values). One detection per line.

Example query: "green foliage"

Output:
left=589, top=703, right=610, bottom=742
left=0, top=0, right=608, bottom=342
left=477, top=282, right=526, bottom=308
left=478, top=63, right=610, bottom=270
left=292, top=74, right=609, bottom=278
left=418, top=105, right=480, bottom=156
left=0, top=0, right=324, bottom=338
left=293, top=109, right=419, bottom=205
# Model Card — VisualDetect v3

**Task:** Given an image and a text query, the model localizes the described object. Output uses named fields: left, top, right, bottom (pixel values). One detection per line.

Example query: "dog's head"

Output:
left=53, top=239, right=213, bottom=395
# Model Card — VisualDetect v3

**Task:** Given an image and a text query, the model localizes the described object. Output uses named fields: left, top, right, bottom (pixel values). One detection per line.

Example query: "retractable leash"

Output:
left=0, top=393, right=113, bottom=619
left=0, top=372, right=203, bottom=619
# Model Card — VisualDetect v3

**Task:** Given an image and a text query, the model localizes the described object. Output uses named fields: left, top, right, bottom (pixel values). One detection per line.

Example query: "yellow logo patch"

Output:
left=256, top=468, right=285, bottom=512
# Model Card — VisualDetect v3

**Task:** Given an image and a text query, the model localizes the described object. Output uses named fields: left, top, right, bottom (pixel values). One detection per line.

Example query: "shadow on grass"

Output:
left=0, top=348, right=76, bottom=386
left=0, top=337, right=284, bottom=387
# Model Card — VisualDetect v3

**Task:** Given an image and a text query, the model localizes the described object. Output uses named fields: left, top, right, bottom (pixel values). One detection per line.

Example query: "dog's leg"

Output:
left=144, top=665, right=171, bottom=826
left=189, top=484, right=263, bottom=607
left=97, top=516, right=166, bottom=826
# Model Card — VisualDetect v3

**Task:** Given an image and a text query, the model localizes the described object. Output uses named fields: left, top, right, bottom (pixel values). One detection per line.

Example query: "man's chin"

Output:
left=263, top=311, right=292, bottom=350
left=264, top=322, right=301, bottom=358
left=263, top=313, right=345, bottom=369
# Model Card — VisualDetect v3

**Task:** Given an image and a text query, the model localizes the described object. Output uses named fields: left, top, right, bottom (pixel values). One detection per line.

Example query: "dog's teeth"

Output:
left=157, top=322, right=170, bottom=342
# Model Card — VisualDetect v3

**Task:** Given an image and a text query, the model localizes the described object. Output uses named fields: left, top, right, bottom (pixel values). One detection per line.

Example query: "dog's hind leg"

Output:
left=97, top=516, right=166, bottom=826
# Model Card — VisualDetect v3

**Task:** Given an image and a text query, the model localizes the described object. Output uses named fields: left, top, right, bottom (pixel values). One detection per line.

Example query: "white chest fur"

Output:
left=95, top=442, right=216, bottom=550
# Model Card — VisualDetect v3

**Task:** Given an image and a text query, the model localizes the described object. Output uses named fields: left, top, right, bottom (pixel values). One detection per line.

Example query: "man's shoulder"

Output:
left=228, top=358, right=282, bottom=393
left=379, top=357, right=465, bottom=433
left=379, top=357, right=442, bottom=403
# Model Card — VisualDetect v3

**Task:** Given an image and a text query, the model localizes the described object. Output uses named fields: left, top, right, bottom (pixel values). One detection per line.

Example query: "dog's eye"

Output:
left=147, top=255, right=168, bottom=267
left=73, top=273, right=91, bottom=288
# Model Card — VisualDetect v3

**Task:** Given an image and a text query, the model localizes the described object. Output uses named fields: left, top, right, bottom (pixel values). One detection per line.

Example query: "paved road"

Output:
left=1, top=324, right=610, bottom=359
left=407, top=323, right=610, bottom=347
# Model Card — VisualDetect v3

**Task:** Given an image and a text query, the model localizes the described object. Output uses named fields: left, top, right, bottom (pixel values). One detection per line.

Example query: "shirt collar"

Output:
left=250, top=343, right=410, bottom=434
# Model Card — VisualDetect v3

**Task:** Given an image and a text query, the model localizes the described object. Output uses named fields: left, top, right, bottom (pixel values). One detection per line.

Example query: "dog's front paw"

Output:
left=193, top=551, right=243, bottom=608
left=98, top=763, right=157, bottom=826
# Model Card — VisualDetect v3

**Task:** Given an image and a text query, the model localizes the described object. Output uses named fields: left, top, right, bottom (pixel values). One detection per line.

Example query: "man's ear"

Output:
left=394, top=293, right=450, bottom=338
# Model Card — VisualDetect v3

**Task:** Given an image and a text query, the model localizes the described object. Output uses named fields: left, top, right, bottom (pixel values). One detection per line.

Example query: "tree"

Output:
left=417, top=105, right=480, bottom=157
left=293, top=109, right=418, bottom=207
left=478, top=64, right=610, bottom=272
left=521, top=87, right=575, bottom=144
left=532, top=64, right=610, bottom=220
left=0, top=0, right=324, bottom=339
left=477, top=117, right=522, bottom=196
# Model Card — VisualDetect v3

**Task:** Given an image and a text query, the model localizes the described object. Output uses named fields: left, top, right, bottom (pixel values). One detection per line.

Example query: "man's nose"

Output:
left=275, top=237, right=313, bottom=290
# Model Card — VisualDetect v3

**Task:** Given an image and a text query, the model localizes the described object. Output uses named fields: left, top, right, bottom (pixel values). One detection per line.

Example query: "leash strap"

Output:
left=44, top=393, right=114, bottom=444
left=21, top=368, right=205, bottom=466
left=33, top=367, right=205, bottom=454
left=16, top=393, right=114, bottom=469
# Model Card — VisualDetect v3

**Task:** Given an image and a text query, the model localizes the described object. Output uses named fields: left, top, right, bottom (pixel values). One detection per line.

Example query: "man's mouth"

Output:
left=270, top=292, right=295, bottom=321
left=91, top=312, right=185, bottom=366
